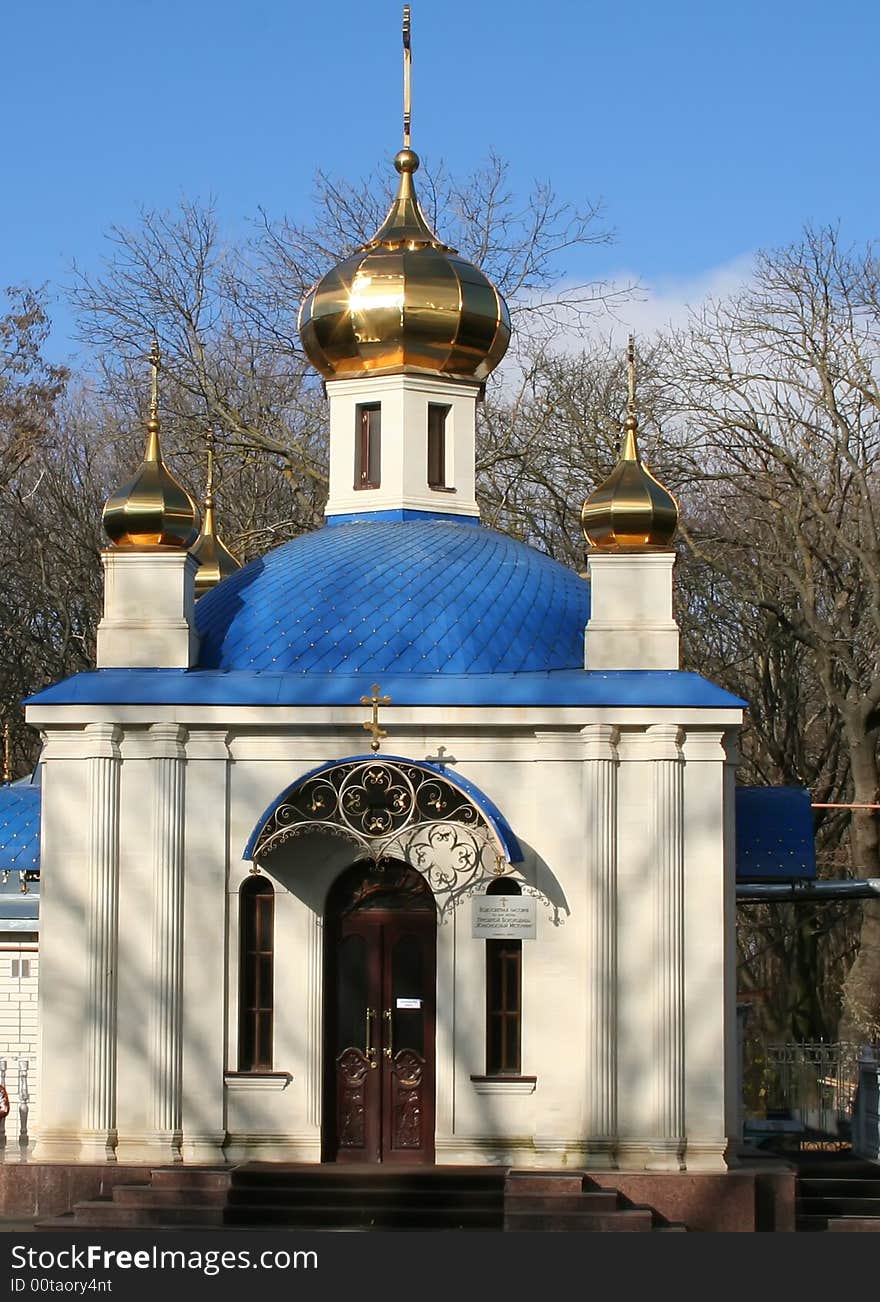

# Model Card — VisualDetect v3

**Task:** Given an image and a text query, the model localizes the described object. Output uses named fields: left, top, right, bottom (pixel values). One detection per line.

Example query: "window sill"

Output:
left=429, top=485, right=457, bottom=493
left=470, top=1075, right=537, bottom=1095
left=224, top=1071, right=293, bottom=1092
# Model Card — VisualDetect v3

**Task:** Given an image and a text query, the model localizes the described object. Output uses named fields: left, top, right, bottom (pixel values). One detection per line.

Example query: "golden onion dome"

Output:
left=191, top=500, right=241, bottom=595
left=102, top=342, right=200, bottom=549
left=298, top=146, right=511, bottom=382
left=582, top=339, right=679, bottom=550
left=190, top=431, right=241, bottom=596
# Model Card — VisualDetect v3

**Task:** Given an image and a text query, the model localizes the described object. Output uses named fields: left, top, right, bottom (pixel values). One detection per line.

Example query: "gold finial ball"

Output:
left=394, top=148, right=420, bottom=174
left=624, top=413, right=638, bottom=433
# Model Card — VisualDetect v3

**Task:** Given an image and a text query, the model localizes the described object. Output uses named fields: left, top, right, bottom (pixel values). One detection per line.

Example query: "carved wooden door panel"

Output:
left=325, top=864, right=436, bottom=1164
left=380, top=912, right=436, bottom=1164
left=330, top=916, right=382, bottom=1162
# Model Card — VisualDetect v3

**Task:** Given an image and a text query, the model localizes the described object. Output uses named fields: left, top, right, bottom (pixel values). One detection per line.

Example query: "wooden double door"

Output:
left=324, top=863, right=436, bottom=1164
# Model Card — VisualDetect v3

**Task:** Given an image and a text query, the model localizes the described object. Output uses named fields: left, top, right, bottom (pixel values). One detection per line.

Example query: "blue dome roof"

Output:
left=195, top=518, right=590, bottom=675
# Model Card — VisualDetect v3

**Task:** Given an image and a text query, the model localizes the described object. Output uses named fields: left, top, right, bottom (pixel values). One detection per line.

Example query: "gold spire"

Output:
left=364, top=10, right=448, bottom=252
left=2, top=721, right=10, bottom=785
left=403, top=5, right=412, bottom=149
left=191, top=426, right=241, bottom=597
left=297, top=9, right=510, bottom=381
left=582, top=336, right=679, bottom=549
left=102, top=339, right=200, bottom=548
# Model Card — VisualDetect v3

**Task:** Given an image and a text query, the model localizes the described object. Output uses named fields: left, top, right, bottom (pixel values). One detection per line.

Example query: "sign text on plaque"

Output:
left=471, top=895, right=536, bottom=940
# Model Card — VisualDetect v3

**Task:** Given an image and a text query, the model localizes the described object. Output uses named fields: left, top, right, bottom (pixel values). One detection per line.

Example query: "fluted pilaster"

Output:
left=582, top=724, right=619, bottom=1166
left=307, top=915, right=324, bottom=1128
left=149, top=723, right=187, bottom=1158
left=82, top=723, right=122, bottom=1160
left=180, top=728, right=230, bottom=1164
left=646, top=723, right=685, bottom=1170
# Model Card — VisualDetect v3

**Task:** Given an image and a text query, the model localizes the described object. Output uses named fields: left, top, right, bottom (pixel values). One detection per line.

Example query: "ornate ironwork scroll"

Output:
left=252, top=759, right=510, bottom=919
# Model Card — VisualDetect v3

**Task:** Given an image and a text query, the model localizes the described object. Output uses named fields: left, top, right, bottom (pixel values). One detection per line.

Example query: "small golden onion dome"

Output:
left=190, top=434, right=241, bottom=596
left=191, top=500, right=241, bottom=596
left=582, top=415, right=679, bottom=548
left=582, top=340, right=679, bottom=549
left=102, top=343, right=200, bottom=549
left=298, top=148, right=511, bottom=381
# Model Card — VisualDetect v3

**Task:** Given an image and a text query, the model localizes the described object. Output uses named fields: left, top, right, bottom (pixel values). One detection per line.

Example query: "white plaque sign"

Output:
left=471, top=895, right=536, bottom=940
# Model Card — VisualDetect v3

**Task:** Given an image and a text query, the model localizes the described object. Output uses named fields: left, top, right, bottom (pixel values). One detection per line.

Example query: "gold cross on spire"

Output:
left=149, top=336, right=161, bottom=420
left=627, top=333, right=636, bottom=420
left=361, top=683, right=392, bottom=752
left=205, top=424, right=216, bottom=508
left=402, top=5, right=412, bottom=148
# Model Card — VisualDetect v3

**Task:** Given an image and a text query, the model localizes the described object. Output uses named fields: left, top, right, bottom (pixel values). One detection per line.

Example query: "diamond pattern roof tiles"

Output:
left=0, top=784, right=40, bottom=876
left=195, top=519, right=591, bottom=675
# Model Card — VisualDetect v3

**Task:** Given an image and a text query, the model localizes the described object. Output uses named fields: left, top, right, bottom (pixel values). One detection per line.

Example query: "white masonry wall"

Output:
left=0, top=945, right=39, bottom=1152
left=324, top=373, right=482, bottom=519
left=28, top=703, right=741, bottom=1170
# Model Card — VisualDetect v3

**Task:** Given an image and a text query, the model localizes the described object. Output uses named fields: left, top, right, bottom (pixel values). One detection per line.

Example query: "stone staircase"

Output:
left=795, top=1154, right=880, bottom=1231
left=38, top=1164, right=681, bottom=1232
left=38, top=1169, right=231, bottom=1231
left=225, top=1165, right=506, bottom=1230
left=504, top=1170, right=685, bottom=1231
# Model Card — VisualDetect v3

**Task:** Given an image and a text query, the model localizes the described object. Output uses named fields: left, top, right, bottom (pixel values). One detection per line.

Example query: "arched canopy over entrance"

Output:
left=244, top=756, right=521, bottom=917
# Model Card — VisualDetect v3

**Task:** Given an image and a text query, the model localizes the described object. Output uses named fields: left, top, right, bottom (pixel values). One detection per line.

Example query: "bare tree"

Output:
left=0, top=387, right=108, bottom=774
left=662, top=226, right=880, bottom=1038
left=0, top=287, right=68, bottom=492
left=68, top=155, right=621, bottom=538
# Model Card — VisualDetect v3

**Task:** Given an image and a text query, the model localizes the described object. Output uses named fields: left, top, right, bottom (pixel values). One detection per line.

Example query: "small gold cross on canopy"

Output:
left=361, top=683, right=392, bottom=752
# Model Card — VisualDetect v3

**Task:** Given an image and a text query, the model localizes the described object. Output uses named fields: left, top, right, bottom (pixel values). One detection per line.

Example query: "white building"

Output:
left=24, top=30, right=744, bottom=1181
left=0, top=776, right=40, bottom=1153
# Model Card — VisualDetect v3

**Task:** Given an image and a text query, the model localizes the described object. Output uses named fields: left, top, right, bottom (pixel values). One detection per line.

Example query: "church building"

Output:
left=23, top=13, right=745, bottom=1197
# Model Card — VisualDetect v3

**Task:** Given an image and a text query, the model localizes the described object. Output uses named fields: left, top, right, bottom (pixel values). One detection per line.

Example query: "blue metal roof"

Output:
left=194, top=519, right=591, bottom=675
left=25, top=517, right=746, bottom=709
left=0, top=783, right=41, bottom=877
left=26, top=668, right=745, bottom=709
left=243, top=754, right=523, bottom=863
left=735, top=786, right=816, bottom=881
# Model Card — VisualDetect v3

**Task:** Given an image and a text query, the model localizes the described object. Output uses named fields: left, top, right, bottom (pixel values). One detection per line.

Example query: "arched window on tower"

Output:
left=355, top=403, right=381, bottom=488
left=427, top=403, right=449, bottom=489
left=239, top=875, right=274, bottom=1071
left=485, top=877, right=522, bottom=1075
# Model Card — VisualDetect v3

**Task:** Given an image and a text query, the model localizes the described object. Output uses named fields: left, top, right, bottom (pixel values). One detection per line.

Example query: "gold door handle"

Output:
left=383, top=1008, right=393, bottom=1059
left=365, top=1008, right=378, bottom=1069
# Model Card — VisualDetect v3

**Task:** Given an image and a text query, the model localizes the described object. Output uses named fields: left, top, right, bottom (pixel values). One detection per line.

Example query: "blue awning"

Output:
left=0, top=782, right=41, bottom=877
left=735, top=786, right=816, bottom=882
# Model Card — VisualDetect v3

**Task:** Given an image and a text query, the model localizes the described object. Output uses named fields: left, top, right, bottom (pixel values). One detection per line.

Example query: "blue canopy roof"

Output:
left=0, top=782, right=41, bottom=881
left=735, top=786, right=816, bottom=881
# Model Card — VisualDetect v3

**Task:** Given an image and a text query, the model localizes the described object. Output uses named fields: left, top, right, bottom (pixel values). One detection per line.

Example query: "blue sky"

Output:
left=1, top=0, right=877, bottom=360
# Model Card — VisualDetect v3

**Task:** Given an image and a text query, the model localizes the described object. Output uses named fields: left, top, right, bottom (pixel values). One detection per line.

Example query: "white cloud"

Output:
left=533, top=253, right=757, bottom=355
